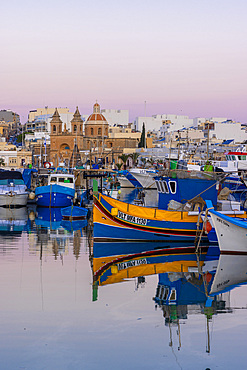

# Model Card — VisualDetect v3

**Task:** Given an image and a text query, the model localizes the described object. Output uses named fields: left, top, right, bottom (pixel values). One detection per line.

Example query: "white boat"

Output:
left=225, top=151, right=247, bottom=171
left=129, top=168, right=157, bottom=189
left=208, top=207, right=247, bottom=253
left=0, top=170, right=29, bottom=207
left=118, top=168, right=157, bottom=189
left=118, top=174, right=134, bottom=188
left=187, top=159, right=238, bottom=173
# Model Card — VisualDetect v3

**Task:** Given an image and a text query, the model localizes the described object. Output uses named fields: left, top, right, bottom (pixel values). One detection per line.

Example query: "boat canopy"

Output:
left=0, top=171, right=23, bottom=180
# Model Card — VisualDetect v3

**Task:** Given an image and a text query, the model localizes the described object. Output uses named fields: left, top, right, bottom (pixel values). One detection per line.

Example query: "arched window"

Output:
left=98, top=128, right=102, bottom=135
left=74, top=125, right=77, bottom=132
left=53, top=125, right=56, bottom=133
left=91, top=128, right=93, bottom=135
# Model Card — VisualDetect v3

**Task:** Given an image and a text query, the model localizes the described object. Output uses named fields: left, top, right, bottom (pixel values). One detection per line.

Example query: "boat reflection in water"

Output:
left=92, top=241, right=218, bottom=300
left=0, top=206, right=29, bottom=236
left=35, top=207, right=88, bottom=259
left=92, top=240, right=247, bottom=352
left=154, top=252, right=247, bottom=353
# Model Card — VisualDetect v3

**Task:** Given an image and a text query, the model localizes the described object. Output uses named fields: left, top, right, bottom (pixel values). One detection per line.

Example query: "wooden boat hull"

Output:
left=209, top=210, right=247, bottom=253
left=93, top=193, right=209, bottom=242
left=61, top=205, right=88, bottom=220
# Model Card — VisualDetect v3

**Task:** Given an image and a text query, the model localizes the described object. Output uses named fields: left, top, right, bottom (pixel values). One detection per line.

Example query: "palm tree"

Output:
left=115, top=162, right=123, bottom=170
left=140, top=157, right=147, bottom=168
left=129, top=152, right=140, bottom=167
left=147, top=157, right=155, bottom=167
left=118, top=154, right=129, bottom=169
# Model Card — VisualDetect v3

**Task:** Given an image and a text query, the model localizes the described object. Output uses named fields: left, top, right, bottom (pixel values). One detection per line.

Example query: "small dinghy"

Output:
left=61, top=205, right=88, bottom=220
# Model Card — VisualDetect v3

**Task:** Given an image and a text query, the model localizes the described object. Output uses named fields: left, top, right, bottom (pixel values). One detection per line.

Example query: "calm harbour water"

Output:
left=0, top=190, right=247, bottom=370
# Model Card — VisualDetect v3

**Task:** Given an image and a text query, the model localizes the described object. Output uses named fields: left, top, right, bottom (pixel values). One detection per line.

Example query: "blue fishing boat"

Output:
left=61, top=205, right=88, bottom=220
left=35, top=173, right=75, bottom=207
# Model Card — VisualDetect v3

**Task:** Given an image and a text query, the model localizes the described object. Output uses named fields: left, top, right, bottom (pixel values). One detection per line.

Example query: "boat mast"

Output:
left=206, top=122, right=210, bottom=161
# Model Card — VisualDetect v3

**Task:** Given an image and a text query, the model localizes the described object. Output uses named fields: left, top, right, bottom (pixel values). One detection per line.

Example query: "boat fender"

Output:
left=111, top=265, right=118, bottom=274
left=204, top=272, right=213, bottom=284
left=111, top=208, right=118, bottom=216
left=203, top=220, right=212, bottom=234
left=29, top=192, right=35, bottom=200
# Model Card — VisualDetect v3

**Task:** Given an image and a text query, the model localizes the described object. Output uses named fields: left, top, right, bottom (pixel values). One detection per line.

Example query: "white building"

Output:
left=209, top=121, right=247, bottom=143
left=193, top=117, right=228, bottom=127
left=27, top=108, right=81, bottom=134
left=100, top=109, right=129, bottom=126
left=134, top=114, right=194, bottom=135
left=83, top=108, right=129, bottom=127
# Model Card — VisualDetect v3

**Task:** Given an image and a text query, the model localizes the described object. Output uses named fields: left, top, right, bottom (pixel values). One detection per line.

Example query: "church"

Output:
left=49, top=102, right=139, bottom=167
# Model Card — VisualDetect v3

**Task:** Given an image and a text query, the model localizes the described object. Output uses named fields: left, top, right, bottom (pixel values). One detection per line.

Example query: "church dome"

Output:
left=87, top=113, right=106, bottom=122
left=86, top=101, right=107, bottom=123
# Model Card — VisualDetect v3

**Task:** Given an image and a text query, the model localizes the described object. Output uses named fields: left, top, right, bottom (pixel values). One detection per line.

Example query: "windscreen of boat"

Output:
left=0, top=179, right=25, bottom=185
left=58, top=177, right=73, bottom=183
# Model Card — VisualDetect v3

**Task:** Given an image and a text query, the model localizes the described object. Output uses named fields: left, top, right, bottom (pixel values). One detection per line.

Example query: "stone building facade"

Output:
left=49, top=102, right=139, bottom=167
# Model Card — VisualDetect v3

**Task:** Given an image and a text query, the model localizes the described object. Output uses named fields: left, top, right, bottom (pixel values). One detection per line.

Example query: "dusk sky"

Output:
left=1, top=0, right=247, bottom=123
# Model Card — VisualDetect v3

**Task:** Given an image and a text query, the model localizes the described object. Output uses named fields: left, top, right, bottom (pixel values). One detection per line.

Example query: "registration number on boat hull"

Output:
left=117, top=211, right=147, bottom=225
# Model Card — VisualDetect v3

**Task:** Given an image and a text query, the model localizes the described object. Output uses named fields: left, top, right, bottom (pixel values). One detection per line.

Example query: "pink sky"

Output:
left=1, top=0, right=247, bottom=123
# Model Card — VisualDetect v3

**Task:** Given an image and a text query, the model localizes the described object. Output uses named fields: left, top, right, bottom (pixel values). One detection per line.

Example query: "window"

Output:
left=53, top=125, right=56, bottom=133
left=163, top=181, right=169, bottom=193
left=50, top=177, right=57, bottom=183
left=91, top=128, right=93, bottom=135
left=164, top=288, right=169, bottom=300
left=160, top=181, right=166, bottom=193
left=98, top=128, right=102, bottom=135
left=156, top=180, right=161, bottom=192
left=169, top=181, right=176, bottom=194
left=169, top=288, right=176, bottom=301
left=160, top=286, right=165, bottom=299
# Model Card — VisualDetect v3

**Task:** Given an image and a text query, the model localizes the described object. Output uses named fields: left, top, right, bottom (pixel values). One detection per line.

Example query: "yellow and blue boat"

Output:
left=93, top=192, right=211, bottom=242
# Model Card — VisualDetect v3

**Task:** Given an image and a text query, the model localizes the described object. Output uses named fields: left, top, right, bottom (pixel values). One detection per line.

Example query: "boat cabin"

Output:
left=48, top=173, right=75, bottom=189
left=0, top=170, right=26, bottom=186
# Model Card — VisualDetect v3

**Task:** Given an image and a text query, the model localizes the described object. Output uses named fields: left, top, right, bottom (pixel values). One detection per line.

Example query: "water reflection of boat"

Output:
left=61, top=219, right=88, bottom=232
left=92, top=242, right=219, bottom=301
left=0, top=206, right=28, bottom=234
left=209, top=254, right=247, bottom=295
left=35, top=206, right=88, bottom=234
left=35, top=207, right=62, bottom=229
left=154, top=250, right=247, bottom=352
